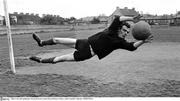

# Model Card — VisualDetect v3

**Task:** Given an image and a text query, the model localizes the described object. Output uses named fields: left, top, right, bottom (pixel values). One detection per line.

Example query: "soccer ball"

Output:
left=132, top=21, right=151, bottom=40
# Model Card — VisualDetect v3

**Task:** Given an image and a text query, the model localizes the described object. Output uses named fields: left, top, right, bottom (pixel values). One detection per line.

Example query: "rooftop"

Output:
left=111, top=7, right=139, bottom=17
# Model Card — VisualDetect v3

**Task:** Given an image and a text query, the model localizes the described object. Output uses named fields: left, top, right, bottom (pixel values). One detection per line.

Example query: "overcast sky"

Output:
left=0, top=0, right=180, bottom=18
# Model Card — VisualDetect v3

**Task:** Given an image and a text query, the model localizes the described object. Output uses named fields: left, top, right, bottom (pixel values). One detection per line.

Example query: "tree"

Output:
left=69, top=17, right=76, bottom=21
left=65, top=17, right=76, bottom=24
left=40, top=15, right=64, bottom=25
left=40, top=15, right=55, bottom=25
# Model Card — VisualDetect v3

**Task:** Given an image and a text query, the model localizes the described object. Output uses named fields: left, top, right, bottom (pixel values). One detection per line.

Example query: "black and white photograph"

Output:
left=0, top=0, right=180, bottom=100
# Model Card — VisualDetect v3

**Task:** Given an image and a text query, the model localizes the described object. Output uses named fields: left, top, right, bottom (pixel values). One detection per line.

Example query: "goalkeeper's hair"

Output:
left=122, top=22, right=130, bottom=28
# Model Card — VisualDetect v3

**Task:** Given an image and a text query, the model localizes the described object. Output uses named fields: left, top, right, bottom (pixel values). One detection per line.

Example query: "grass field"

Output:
left=0, top=24, right=180, bottom=97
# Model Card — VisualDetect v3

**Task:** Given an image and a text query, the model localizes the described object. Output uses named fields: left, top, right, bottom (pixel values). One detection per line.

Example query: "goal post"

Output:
left=3, top=0, right=16, bottom=74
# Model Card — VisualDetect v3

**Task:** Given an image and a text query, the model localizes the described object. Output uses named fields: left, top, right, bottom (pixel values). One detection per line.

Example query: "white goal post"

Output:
left=3, top=0, right=16, bottom=73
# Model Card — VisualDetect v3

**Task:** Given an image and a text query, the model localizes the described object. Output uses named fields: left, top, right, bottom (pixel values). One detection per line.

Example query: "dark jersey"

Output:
left=88, top=16, right=137, bottom=59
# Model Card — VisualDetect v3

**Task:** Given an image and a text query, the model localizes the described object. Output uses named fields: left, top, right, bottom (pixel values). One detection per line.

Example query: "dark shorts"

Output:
left=73, top=39, right=92, bottom=61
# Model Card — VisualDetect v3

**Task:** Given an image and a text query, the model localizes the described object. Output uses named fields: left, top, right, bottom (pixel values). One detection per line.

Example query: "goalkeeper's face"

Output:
left=118, top=25, right=130, bottom=38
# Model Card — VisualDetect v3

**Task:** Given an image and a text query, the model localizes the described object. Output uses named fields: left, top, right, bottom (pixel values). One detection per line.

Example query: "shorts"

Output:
left=73, top=39, right=93, bottom=61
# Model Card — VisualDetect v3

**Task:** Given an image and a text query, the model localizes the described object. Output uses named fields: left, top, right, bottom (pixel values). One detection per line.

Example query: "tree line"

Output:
left=3, top=13, right=101, bottom=25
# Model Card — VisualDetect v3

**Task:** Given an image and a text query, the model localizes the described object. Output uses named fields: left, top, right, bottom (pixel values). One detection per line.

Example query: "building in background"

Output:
left=141, top=14, right=174, bottom=25
left=0, top=15, right=4, bottom=25
left=10, top=15, right=18, bottom=25
left=108, top=7, right=139, bottom=23
left=10, top=12, right=41, bottom=25
left=172, top=14, right=180, bottom=26
left=98, top=15, right=108, bottom=24
left=81, top=16, right=95, bottom=23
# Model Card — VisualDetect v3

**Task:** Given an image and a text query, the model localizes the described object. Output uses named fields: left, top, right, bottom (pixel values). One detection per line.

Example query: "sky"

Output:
left=0, top=0, right=180, bottom=18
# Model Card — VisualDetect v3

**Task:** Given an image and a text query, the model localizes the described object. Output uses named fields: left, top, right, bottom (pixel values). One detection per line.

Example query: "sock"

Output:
left=41, top=57, right=56, bottom=63
left=29, top=56, right=41, bottom=63
left=41, top=39, right=56, bottom=46
left=32, top=33, right=56, bottom=47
